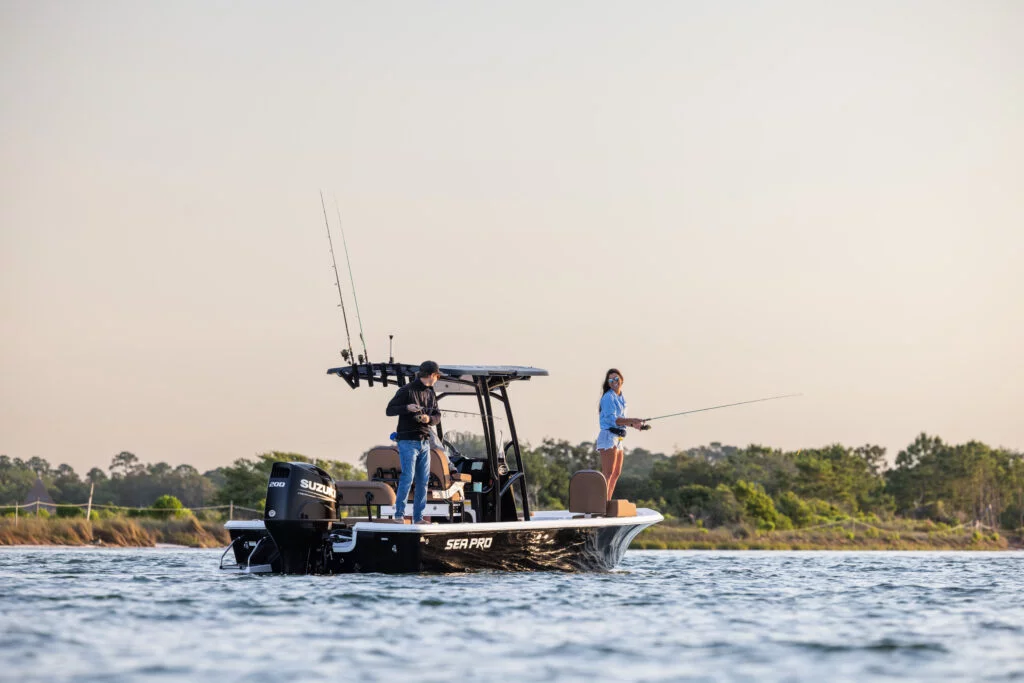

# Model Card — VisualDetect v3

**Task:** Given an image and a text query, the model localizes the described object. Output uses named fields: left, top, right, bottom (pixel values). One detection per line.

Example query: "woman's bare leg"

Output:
left=606, top=447, right=625, bottom=500
left=599, top=448, right=617, bottom=500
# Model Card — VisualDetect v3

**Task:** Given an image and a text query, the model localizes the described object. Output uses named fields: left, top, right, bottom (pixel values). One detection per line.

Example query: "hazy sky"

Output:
left=2, top=1, right=1022, bottom=475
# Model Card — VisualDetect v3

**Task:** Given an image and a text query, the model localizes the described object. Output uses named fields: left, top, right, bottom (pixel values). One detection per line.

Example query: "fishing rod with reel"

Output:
left=320, top=191, right=373, bottom=368
left=320, top=190, right=357, bottom=365
left=333, top=197, right=369, bottom=365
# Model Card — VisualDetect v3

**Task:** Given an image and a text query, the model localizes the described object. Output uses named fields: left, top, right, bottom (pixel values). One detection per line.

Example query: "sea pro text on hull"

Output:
left=221, top=363, right=662, bottom=574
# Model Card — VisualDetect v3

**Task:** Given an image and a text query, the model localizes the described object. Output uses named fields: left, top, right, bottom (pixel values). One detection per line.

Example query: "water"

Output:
left=1, top=548, right=1022, bottom=682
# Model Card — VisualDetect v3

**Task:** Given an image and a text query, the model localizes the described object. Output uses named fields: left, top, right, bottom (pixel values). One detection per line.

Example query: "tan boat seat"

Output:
left=366, top=446, right=402, bottom=485
left=335, top=480, right=396, bottom=520
left=569, top=470, right=608, bottom=516
left=335, top=480, right=396, bottom=505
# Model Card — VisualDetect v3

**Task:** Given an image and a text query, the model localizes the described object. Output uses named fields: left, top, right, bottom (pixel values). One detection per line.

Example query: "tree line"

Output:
left=0, top=450, right=363, bottom=512
left=3, top=433, right=1021, bottom=530
left=459, top=432, right=1022, bottom=531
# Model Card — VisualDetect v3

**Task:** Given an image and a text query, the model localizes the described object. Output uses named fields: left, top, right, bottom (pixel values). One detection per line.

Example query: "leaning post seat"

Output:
left=365, top=444, right=471, bottom=521
left=366, top=446, right=403, bottom=488
left=427, top=449, right=473, bottom=499
left=569, top=470, right=608, bottom=516
left=335, top=480, right=396, bottom=520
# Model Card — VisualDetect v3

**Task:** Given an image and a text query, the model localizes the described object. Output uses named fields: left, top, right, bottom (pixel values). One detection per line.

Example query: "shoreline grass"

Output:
left=0, top=516, right=229, bottom=548
left=631, top=520, right=1023, bottom=551
left=2, top=516, right=1021, bottom=551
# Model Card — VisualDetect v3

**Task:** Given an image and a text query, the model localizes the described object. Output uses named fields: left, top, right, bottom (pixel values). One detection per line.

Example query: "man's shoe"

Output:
left=412, top=519, right=434, bottom=525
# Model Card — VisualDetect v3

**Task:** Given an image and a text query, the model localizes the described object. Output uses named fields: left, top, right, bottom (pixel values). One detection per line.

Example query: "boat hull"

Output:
left=224, top=510, right=661, bottom=574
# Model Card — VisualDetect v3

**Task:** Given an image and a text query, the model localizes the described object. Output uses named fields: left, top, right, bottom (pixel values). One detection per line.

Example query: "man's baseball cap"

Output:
left=418, top=360, right=441, bottom=375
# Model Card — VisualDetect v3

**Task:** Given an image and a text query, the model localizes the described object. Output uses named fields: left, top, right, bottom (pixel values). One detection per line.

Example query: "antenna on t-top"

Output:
left=389, top=334, right=395, bottom=364
left=320, top=190, right=355, bottom=364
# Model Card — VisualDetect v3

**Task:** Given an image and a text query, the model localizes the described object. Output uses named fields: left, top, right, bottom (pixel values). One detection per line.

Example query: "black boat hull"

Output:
left=331, top=522, right=648, bottom=573
left=224, top=513, right=660, bottom=574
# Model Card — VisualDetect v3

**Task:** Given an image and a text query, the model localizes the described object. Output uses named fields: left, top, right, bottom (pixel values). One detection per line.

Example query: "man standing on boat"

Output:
left=385, top=360, right=443, bottom=523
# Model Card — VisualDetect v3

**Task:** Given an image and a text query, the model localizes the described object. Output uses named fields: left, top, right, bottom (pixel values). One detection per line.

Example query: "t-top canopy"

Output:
left=326, top=362, right=548, bottom=390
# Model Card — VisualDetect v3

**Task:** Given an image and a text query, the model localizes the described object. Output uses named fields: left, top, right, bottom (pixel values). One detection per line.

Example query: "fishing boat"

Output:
left=220, top=362, right=663, bottom=574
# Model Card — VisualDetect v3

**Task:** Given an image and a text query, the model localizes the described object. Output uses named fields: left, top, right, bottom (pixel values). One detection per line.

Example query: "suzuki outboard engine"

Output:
left=264, top=462, right=336, bottom=574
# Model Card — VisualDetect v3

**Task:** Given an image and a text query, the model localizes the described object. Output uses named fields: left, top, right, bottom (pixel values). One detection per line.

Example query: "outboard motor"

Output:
left=264, top=462, right=336, bottom=574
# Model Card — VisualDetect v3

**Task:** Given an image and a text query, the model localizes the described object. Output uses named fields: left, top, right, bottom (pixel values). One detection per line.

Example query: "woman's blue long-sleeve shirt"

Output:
left=599, top=390, right=627, bottom=430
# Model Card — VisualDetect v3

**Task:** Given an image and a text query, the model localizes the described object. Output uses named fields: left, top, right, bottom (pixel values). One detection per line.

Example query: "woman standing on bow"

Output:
left=596, top=368, right=647, bottom=500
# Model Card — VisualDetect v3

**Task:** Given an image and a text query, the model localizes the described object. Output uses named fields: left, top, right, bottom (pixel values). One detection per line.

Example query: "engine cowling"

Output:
left=264, top=462, right=336, bottom=573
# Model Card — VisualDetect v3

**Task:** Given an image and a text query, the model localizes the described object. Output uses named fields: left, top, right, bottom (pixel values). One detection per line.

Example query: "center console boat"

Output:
left=221, top=363, right=662, bottom=574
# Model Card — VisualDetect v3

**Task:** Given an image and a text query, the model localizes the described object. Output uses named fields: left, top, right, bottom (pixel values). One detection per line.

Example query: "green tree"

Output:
left=151, top=494, right=186, bottom=518
left=733, top=480, right=791, bottom=530
left=884, top=434, right=1020, bottom=528
left=0, top=455, right=41, bottom=503
left=621, top=447, right=669, bottom=478
left=776, top=491, right=814, bottom=528
left=110, top=451, right=144, bottom=479
left=52, top=463, right=88, bottom=503
left=213, top=452, right=364, bottom=510
left=212, top=454, right=278, bottom=509
left=702, top=485, right=744, bottom=527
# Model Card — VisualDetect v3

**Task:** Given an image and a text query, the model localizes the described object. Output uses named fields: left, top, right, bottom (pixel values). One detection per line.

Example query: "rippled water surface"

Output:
left=1, top=548, right=1022, bottom=682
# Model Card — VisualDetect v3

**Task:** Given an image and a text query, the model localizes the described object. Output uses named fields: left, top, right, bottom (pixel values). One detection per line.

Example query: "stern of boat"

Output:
left=221, top=520, right=279, bottom=574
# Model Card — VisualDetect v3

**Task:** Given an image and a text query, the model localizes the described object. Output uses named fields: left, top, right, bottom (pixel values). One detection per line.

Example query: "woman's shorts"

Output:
left=595, top=429, right=624, bottom=450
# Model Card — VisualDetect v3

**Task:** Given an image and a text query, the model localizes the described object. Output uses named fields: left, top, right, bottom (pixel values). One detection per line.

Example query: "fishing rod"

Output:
left=320, top=190, right=355, bottom=363
left=333, top=197, right=369, bottom=364
left=641, top=394, right=801, bottom=424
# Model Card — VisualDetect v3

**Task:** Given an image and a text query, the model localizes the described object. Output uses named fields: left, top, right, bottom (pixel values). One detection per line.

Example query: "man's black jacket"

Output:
left=385, top=378, right=441, bottom=441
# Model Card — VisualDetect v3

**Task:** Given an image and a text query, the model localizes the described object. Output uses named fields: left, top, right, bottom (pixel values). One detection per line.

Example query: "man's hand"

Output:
left=407, top=404, right=422, bottom=413
left=416, top=414, right=431, bottom=424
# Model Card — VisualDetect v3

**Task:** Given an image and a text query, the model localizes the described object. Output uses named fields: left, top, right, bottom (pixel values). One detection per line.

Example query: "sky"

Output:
left=2, top=1, right=1022, bottom=475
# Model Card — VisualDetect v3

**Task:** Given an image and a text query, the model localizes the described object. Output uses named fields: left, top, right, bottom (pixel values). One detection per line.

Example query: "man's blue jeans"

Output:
left=394, top=439, right=431, bottom=521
